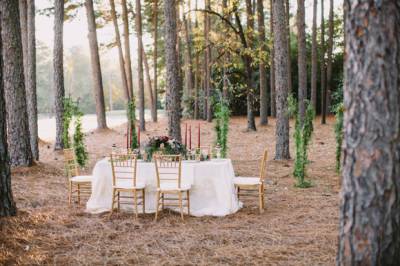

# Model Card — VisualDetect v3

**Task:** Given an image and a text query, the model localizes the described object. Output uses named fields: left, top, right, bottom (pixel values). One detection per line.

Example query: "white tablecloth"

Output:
left=86, top=158, right=241, bottom=217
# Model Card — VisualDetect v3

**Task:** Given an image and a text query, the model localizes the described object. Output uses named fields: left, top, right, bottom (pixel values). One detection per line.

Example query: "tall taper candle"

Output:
left=138, top=127, right=140, bottom=148
left=126, top=124, right=129, bottom=149
left=198, top=123, right=200, bottom=148
left=189, top=125, right=192, bottom=149
left=184, top=124, right=187, bottom=146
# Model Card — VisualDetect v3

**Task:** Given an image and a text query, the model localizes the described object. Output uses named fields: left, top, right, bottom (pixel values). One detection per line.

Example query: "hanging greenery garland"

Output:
left=127, top=99, right=138, bottom=150
left=214, top=96, right=230, bottom=158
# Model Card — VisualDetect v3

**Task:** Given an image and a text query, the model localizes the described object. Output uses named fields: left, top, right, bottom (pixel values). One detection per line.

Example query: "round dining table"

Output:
left=86, top=158, right=242, bottom=217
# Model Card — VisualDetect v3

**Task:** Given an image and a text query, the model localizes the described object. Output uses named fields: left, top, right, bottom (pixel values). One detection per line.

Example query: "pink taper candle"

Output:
left=198, top=124, right=200, bottom=148
left=138, top=127, right=140, bottom=148
left=189, top=125, right=192, bottom=149
left=184, top=124, right=187, bottom=146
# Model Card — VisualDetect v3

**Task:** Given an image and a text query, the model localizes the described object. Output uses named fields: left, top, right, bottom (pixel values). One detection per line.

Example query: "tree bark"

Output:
left=109, top=0, right=131, bottom=101
left=1, top=0, right=33, bottom=166
left=152, top=0, right=158, bottom=122
left=142, top=44, right=154, bottom=114
left=53, top=0, right=64, bottom=150
left=326, top=0, right=334, bottom=115
left=258, top=0, right=268, bottom=125
left=85, top=0, right=108, bottom=130
left=320, top=0, right=327, bottom=124
left=285, top=0, right=292, bottom=94
left=270, top=0, right=276, bottom=117
left=164, top=0, right=182, bottom=141
left=183, top=14, right=194, bottom=109
left=311, top=0, right=318, bottom=111
left=194, top=0, right=200, bottom=120
left=297, top=0, right=307, bottom=125
left=0, top=17, right=17, bottom=217
left=136, top=0, right=145, bottom=131
left=121, top=0, right=134, bottom=99
left=205, top=0, right=212, bottom=122
left=337, top=1, right=400, bottom=264
left=273, top=0, right=290, bottom=160
left=222, top=0, right=229, bottom=98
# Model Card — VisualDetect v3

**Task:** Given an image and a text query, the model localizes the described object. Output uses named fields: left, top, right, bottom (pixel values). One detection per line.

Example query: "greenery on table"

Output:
left=127, top=99, right=138, bottom=149
left=144, top=136, right=187, bottom=161
left=288, top=94, right=315, bottom=188
left=214, top=98, right=230, bottom=158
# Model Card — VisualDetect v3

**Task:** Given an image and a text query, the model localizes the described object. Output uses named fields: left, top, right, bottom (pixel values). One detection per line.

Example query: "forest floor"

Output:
left=0, top=116, right=340, bottom=266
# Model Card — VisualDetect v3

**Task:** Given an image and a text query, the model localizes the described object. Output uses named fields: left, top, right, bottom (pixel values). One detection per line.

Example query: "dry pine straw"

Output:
left=0, top=116, right=340, bottom=266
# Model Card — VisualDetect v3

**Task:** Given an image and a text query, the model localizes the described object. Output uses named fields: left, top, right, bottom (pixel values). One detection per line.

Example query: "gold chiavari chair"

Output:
left=64, top=149, right=93, bottom=205
left=234, top=149, right=268, bottom=213
left=110, top=153, right=145, bottom=218
left=153, top=155, right=191, bottom=221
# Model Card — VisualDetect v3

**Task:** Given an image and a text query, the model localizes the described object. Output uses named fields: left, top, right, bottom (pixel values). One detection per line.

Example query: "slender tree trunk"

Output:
left=183, top=14, right=194, bottom=109
left=109, top=0, right=130, bottom=101
left=1, top=0, right=33, bottom=165
left=311, top=0, right=318, bottom=111
left=194, top=0, right=199, bottom=119
left=273, top=0, right=290, bottom=160
left=337, top=1, right=400, bottom=264
left=152, top=0, right=158, bottom=122
left=270, top=0, right=276, bottom=117
left=222, top=0, right=229, bottom=98
left=205, top=0, right=212, bottom=122
left=297, top=0, right=307, bottom=125
left=326, top=0, right=334, bottom=114
left=19, top=0, right=28, bottom=86
left=245, top=0, right=257, bottom=131
left=121, top=0, right=134, bottom=99
left=258, top=0, right=268, bottom=125
left=164, top=0, right=182, bottom=141
left=136, top=0, right=145, bottom=131
left=85, top=0, right=107, bottom=130
left=320, top=0, right=327, bottom=124
left=0, top=17, right=17, bottom=217
left=142, top=44, right=154, bottom=113
left=285, top=0, right=292, bottom=94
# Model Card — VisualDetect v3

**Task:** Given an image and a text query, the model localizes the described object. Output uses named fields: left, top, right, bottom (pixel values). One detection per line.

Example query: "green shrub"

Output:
left=334, top=103, right=344, bottom=173
left=127, top=99, right=138, bottom=150
left=73, top=110, right=88, bottom=167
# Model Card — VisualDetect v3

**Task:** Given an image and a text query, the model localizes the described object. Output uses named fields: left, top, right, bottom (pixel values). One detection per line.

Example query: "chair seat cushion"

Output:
left=113, top=180, right=145, bottom=190
left=234, top=177, right=262, bottom=186
left=70, top=175, right=93, bottom=183
left=158, top=182, right=191, bottom=191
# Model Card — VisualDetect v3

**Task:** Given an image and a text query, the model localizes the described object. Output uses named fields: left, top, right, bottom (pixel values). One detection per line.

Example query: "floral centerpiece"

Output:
left=144, top=136, right=187, bottom=161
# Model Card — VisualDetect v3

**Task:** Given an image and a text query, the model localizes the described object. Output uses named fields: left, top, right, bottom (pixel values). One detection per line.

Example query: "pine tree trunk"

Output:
left=245, top=0, right=256, bottom=131
left=183, top=15, right=194, bottom=108
left=320, top=0, right=327, bottom=124
left=85, top=0, right=107, bottom=130
left=121, top=0, right=134, bottom=99
left=337, top=1, right=400, bottom=264
left=53, top=0, right=64, bottom=150
left=19, top=0, right=28, bottom=86
left=326, top=0, right=334, bottom=115
left=136, top=0, right=145, bottom=131
left=109, top=0, right=130, bottom=101
left=164, top=0, right=182, bottom=141
left=142, top=44, right=154, bottom=113
left=297, top=0, right=307, bottom=125
left=194, top=0, right=199, bottom=120
left=1, top=0, right=33, bottom=166
left=0, top=19, right=17, bottom=217
left=269, top=0, right=276, bottom=117
left=205, top=0, right=212, bottom=122
left=273, top=0, right=290, bottom=160
left=222, top=0, right=229, bottom=98
left=152, top=0, right=158, bottom=122
left=285, top=0, right=292, bottom=94
left=311, top=0, right=318, bottom=112
left=258, top=0, right=268, bottom=126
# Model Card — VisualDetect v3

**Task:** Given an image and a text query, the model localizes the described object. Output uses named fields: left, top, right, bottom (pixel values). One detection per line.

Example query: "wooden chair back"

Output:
left=259, top=149, right=268, bottom=182
left=110, top=153, right=138, bottom=188
left=153, top=155, right=182, bottom=189
left=64, top=148, right=79, bottom=178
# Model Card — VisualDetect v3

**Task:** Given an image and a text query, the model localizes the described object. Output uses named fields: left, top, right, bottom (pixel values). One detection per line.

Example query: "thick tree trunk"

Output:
left=136, top=0, right=145, bottom=131
left=258, top=0, right=268, bottom=126
left=337, top=1, right=400, bottom=264
left=1, top=0, right=33, bottom=166
left=311, top=0, right=318, bottom=111
left=121, top=0, right=134, bottom=99
left=19, top=0, right=28, bottom=86
left=297, top=0, right=307, bottom=125
left=326, top=0, right=334, bottom=114
left=320, top=0, right=327, bottom=124
left=273, top=0, right=290, bottom=160
left=269, top=0, right=276, bottom=117
left=53, top=0, right=64, bottom=150
left=85, top=0, right=107, bottom=130
left=164, top=0, right=182, bottom=141
left=285, top=0, right=292, bottom=94
left=0, top=19, right=17, bottom=217
left=109, top=0, right=130, bottom=101
left=152, top=0, right=158, bottom=122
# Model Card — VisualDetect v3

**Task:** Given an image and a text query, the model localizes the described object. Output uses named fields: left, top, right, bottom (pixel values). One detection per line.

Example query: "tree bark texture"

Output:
left=183, top=15, right=194, bottom=105
left=285, top=0, right=292, bottom=94
left=297, top=0, right=307, bottom=125
left=121, top=0, right=134, bottom=99
left=320, top=0, right=327, bottom=124
left=311, top=0, right=318, bottom=112
left=270, top=0, right=276, bottom=117
left=85, top=0, right=107, bottom=130
left=205, top=0, right=212, bottom=122
left=1, top=0, right=33, bottom=166
left=152, top=0, right=158, bottom=122
left=164, top=0, right=182, bottom=141
left=53, top=0, right=64, bottom=150
left=142, top=43, right=154, bottom=113
left=326, top=0, right=334, bottom=114
left=0, top=17, right=17, bottom=217
left=258, top=0, right=268, bottom=125
left=136, top=0, right=145, bottom=131
left=337, top=1, right=400, bottom=264
left=273, top=0, right=290, bottom=160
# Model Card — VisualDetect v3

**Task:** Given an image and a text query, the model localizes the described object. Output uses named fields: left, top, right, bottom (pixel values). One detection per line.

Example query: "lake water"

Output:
left=38, top=110, right=164, bottom=141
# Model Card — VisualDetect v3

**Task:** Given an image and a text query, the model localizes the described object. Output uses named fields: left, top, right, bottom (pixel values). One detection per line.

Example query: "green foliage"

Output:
left=288, top=94, right=315, bottom=188
left=73, top=110, right=88, bottom=167
left=334, top=103, right=344, bottom=173
left=214, top=95, right=230, bottom=158
left=62, top=98, right=78, bottom=149
left=127, top=99, right=138, bottom=150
